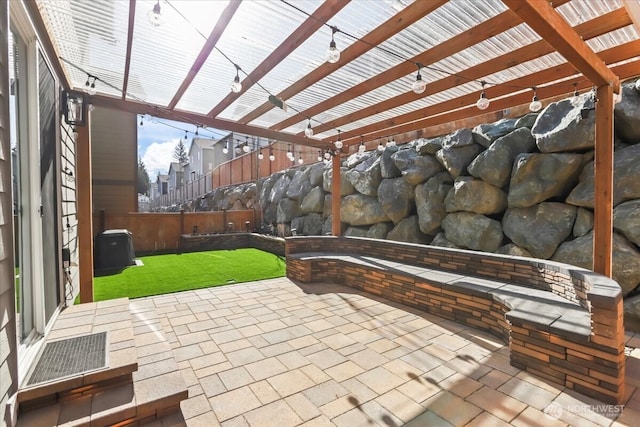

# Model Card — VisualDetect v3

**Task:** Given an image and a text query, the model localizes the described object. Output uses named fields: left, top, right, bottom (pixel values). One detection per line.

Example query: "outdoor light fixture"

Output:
left=269, top=149, right=275, bottom=161
left=317, top=150, right=323, bottom=162
left=476, top=81, right=490, bottom=110
left=242, top=137, right=250, bottom=153
left=286, top=145, right=294, bottom=160
left=222, top=142, right=229, bottom=154
left=386, top=137, right=396, bottom=147
left=84, top=75, right=97, bottom=95
left=231, top=64, right=242, bottom=93
left=334, top=130, right=343, bottom=150
left=412, top=63, right=427, bottom=94
left=572, top=82, right=580, bottom=99
left=324, top=150, right=332, bottom=160
left=529, top=87, right=543, bottom=112
left=258, top=150, right=264, bottom=160
left=305, top=119, right=314, bottom=137
left=298, top=153, right=303, bottom=164
left=148, top=0, right=163, bottom=26
left=377, top=140, right=384, bottom=151
left=358, top=139, right=366, bottom=153
left=325, top=26, right=340, bottom=64
left=62, top=90, right=87, bottom=126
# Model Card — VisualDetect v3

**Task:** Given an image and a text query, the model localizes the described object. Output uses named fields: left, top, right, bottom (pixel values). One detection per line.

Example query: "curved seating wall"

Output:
left=285, top=236, right=625, bottom=404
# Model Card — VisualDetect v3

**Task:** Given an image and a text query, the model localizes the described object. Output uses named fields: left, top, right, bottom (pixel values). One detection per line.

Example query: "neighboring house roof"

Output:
left=168, top=162, right=186, bottom=174
left=156, top=174, right=169, bottom=183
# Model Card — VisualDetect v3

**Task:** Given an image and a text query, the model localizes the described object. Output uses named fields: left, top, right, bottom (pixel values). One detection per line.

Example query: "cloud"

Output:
left=141, top=139, right=179, bottom=178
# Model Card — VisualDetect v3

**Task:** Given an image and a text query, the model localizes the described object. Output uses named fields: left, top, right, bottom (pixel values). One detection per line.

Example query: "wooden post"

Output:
left=178, top=209, right=185, bottom=254
left=593, top=84, right=614, bottom=277
left=331, top=152, right=341, bottom=236
left=76, top=122, right=94, bottom=303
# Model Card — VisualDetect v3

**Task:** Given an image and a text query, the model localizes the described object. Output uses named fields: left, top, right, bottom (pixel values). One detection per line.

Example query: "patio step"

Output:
left=16, top=298, right=188, bottom=426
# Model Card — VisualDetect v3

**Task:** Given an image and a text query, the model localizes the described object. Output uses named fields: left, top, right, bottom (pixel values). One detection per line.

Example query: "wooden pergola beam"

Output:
left=121, top=0, right=136, bottom=100
left=331, top=153, right=342, bottom=236
left=309, top=8, right=629, bottom=137
left=624, top=0, right=640, bottom=33
left=91, top=94, right=326, bottom=148
left=76, top=118, right=94, bottom=303
left=503, top=0, right=620, bottom=93
left=207, top=0, right=350, bottom=118
left=168, top=0, right=242, bottom=110
left=270, top=0, right=572, bottom=132
left=238, top=0, right=449, bottom=125
left=334, top=41, right=639, bottom=146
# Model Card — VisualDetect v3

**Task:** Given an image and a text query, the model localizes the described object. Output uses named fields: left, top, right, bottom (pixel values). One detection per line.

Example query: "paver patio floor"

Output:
left=138, top=278, right=640, bottom=427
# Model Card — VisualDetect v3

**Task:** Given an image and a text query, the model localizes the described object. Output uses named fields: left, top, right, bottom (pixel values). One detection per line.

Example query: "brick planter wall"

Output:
left=286, top=236, right=625, bottom=404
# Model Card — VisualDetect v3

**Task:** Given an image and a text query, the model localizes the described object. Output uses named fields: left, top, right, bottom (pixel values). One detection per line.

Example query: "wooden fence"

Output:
left=93, top=210, right=259, bottom=254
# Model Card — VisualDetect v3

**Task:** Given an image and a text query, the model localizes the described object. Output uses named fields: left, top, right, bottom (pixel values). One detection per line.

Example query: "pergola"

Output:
left=27, top=0, right=640, bottom=301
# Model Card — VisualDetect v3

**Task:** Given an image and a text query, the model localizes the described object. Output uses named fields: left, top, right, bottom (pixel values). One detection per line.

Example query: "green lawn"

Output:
left=88, top=248, right=286, bottom=302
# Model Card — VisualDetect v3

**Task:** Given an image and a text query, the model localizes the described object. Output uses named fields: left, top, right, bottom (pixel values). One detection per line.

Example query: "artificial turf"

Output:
left=89, top=248, right=286, bottom=302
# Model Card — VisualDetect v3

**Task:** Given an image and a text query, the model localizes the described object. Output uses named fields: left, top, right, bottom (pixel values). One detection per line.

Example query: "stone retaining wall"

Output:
left=286, top=236, right=625, bottom=404
left=180, top=233, right=285, bottom=256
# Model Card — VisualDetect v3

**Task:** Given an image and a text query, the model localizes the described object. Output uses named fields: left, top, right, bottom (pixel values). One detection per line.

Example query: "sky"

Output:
left=137, top=115, right=227, bottom=178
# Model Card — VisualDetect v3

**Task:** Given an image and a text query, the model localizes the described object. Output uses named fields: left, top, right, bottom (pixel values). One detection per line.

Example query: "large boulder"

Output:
left=269, top=174, right=291, bottom=204
left=303, top=213, right=324, bottom=236
left=392, top=149, right=443, bottom=185
left=436, top=144, right=483, bottom=178
left=345, top=154, right=382, bottom=196
left=624, top=295, right=640, bottom=333
left=442, top=128, right=475, bottom=148
left=380, top=145, right=401, bottom=178
left=495, top=244, right=533, bottom=258
left=467, top=128, right=536, bottom=188
left=430, top=232, right=461, bottom=248
left=566, top=144, right=640, bottom=207
left=573, top=207, right=593, bottom=237
left=276, top=198, right=301, bottom=223
left=309, top=163, right=325, bottom=187
left=344, top=151, right=373, bottom=169
left=300, top=186, right=325, bottom=214
left=514, top=113, right=539, bottom=129
left=472, top=118, right=518, bottom=148
left=291, top=216, right=305, bottom=235
left=503, top=203, right=577, bottom=259
left=378, top=178, right=415, bottom=224
left=386, top=216, right=431, bottom=244
left=531, top=93, right=596, bottom=153
left=614, top=81, right=640, bottom=142
left=415, top=172, right=453, bottom=235
left=552, top=232, right=640, bottom=296
left=345, top=226, right=369, bottom=237
left=286, top=168, right=312, bottom=201
left=367, top=222, right=394, bottom=239
left=323, top=194, right=332, bottom=217
left=323, top=167, right=355, bottom=196
left=340, top=194, right=389, bottom=226
left=441, top=212, right=503, bottom=252
left=508, top=153, right=583, bottom=208
left=259, top=172, right=281, bottom=203
left=444, top=177, right=507, bottom=215
left=614, top=199, right=640, bottom=246
left=415, top=137, right=443, bottom=155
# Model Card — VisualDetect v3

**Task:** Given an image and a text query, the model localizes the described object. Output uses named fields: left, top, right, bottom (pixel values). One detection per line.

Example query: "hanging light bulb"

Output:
left=140, top=117, right=144, bottom=126
left=85, top=75, right=91, bottom=91
left=571, top=82, right=580, bottom=100
left=635, top=79, right=640, bottom=92
left=269, top=150, right=275, bottom=161
left=358, top=139, right=366, bottom=153
left=386, top=137, right=396, bottom=148
left=412, top=63, right=427, bottom=94
left=258, top=150, right=264, bottom=160
left=184, top=131, right=188, bottom=141
left=148, top=0, right=163, bottom=26
left=195, top=126, right=199, bottom=137
left=230, top=64, right=242, bottom=93
left=88, top=103, right=95, bottom=112
left=304, top=119, right=314, bottom=137
left=377, top=140, right=384, bottom=151
left=325, top=26, right=340, bottom=64
left=298, top=153, right=303, bottom=164
left=317, top=150, right=323, bottom=162
left=324, top=150, right=331, bottom=160
left=72, top=127, right=78, bottom=141
left=529, top=87, right=543, bottom=112
left=334, top=130, right=343, bottom=150
left=222, top=142, right=229, bottom=154
left=242, top=137, right=250, bottom=153
left=476, top=81, right=490, bottom=110
left=287, top=145, right=293, bottom=160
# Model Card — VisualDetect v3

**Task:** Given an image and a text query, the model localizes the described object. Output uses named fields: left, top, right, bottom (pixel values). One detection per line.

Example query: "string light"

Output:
left=305, top=119, right=314, bottom=137
left=222, top=141, right=229, bottom=154
left=324, top=149, right=332, bottom=160
left=334, top=130, right=343, bottom=150
left=298, top=152, right=303, bottom=164
left=269, top=149, right=275, bottom=162
left=635, top=79, right=640, bottom=92
left=184, top=130, right=188, bottom=142
left=476, top=81, right=490, bottom=110
left=140, top=117, right=144, bottom=126
left=242, top=136, right=251, bottom=153
left=231, top=64, right=242, bottom=93
left=358, top=138, right=366, bottom=153
left=325, top=26, right=340, bottom=64
left=572, top=82, right=580, bottom=99
left=286, top=144, right=294, bottom=160
left=84, top=75, right=96, bottom=95
left=317, top=150, right=323, bottom=162
left=258, top=149, right=264, bottom=160
left=412, top=63, right=427, bottom=94
left=386, top=136, right=396, bottom=147
left=529, top=87, right=543, bottom=112
left=148, top=1, right=163, bottom=27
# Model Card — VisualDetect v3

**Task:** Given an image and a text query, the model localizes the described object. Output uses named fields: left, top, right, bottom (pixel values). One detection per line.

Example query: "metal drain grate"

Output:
left=28, top=332, right=107, bottom=385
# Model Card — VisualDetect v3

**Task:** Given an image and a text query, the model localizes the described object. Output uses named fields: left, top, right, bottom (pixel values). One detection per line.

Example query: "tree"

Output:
left=173, top=138, right=188, bottom=164
left=137, top=158, right=150, bottom=195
